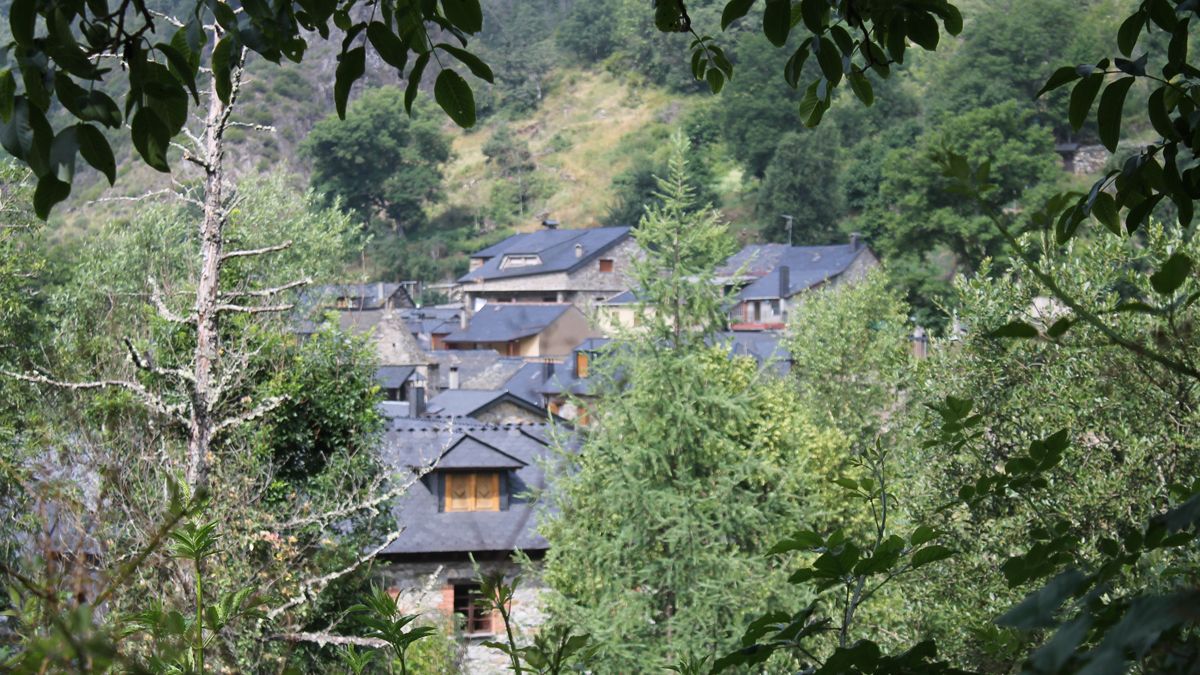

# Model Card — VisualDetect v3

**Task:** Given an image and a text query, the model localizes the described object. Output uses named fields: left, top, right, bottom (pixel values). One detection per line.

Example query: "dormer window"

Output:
left=500, top=254, right=541, bottom=269
left=443, top=472, right=501, bottom=512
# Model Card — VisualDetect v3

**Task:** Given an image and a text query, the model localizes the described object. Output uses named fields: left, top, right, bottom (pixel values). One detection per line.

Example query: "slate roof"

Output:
left=426, top=389, right=551, bottom=420
left=442, top=304, right=572, bottom=343
left=398, top=307, right=462, bottom=339
left=427, top=349, right=507, bottom=389
left=459, top=227, right=631, bottom=282
left=717, top=242, right=871, bottom=300
left=540, top=339, right=611, bottom=397
left=502, top=361, right=553, bottom=406
left=376, top=366, right=417, bottom=389
left=302, top=283, right=414, bottom=311
left=715, top=331, right=793, bottom=376
left=380, top=423, right=559, bottom=555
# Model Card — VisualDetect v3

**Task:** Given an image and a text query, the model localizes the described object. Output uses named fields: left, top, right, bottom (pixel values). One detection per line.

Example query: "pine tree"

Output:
left=540, top=133, right=846, bottom=671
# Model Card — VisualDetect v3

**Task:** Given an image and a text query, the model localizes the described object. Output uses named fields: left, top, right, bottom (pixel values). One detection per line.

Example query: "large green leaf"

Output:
left=76, top=123, right=115, bottom=185
left=721, top=0, right=756, bottom=29
left=1097, top=76, right=1134, bottom=152
left=1150, top=252, right=1192, bottom=296
left=762, top=0, right=791, bottom=47
left=1068, top=72, right=1103, bottom=131
left=334, top=46, right=365, bottom=119
left=441, top=0, right=483, bottom=33
left=130, top=108, right=171, bottom=172
left=434, top=69, right=475, bottom=128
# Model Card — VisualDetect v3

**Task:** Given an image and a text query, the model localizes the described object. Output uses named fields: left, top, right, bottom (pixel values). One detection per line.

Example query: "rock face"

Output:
left=382, top=558, right=549, bottom=674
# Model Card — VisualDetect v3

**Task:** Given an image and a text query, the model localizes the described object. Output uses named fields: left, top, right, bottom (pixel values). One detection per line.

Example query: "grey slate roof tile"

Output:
left=442, top=304, right=571, bottom=343
left=459, top=227, right=631, bottom=282
left=718, top=243, right=869, bottom=300
left=380, top=424, right=557, bottom=555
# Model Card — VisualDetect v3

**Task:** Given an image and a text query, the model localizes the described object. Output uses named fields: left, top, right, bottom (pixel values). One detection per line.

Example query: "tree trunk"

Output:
left=187, top=45, right=237, bottom=494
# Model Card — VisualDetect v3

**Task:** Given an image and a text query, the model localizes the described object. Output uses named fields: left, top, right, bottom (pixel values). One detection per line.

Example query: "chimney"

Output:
left=850, top=232, right=862, bottom=250
left=574, top=243, right=583, bottom=258
left=412, top=381, right=426, bottom=417
left=542, top=360, right=556, bottom=382
left=778, top=265, right=790, bottom=300
left=542, top=217, right=559, bottom=229
left=460, top=301, right=469, bottom=329
left=448, top=366, right=460, bottom=390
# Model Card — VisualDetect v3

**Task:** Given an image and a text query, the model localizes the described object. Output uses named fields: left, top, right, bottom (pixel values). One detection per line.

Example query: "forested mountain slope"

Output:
left=27, top=0, right=1150, bottom=317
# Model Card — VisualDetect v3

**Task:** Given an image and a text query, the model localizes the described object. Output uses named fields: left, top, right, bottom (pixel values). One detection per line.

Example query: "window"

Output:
left=453, top=583, right=492, bottom=634
left=500, top=254, right=541, bottom=269
left=598, top=258, right=615, bottom=273
left=443, top=472, right=501, bottom=512
left=384, top=387, right=406, bottom=402
left=575, top=351, right=590, bottom=378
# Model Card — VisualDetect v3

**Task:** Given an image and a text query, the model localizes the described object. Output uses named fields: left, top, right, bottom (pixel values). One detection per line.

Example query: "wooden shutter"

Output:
left=445, top=474, right=471, bottom=512
left=576, top=351, right=589, bottom=378
left=474, top=473, right=500, bottom=511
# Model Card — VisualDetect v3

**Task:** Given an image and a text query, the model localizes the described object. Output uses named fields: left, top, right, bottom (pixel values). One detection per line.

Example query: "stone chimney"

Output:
left=850, top=232, right=862, bottom=250
left=448, top=366, right=460, bottom=390
left=778, top=265, right=790, bottom=300
left=574, top=243, right=584, bottom=258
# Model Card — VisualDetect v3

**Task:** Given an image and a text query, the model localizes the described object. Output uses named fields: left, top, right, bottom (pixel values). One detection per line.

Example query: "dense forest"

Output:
left=2, top=0, right=1199, bottom=672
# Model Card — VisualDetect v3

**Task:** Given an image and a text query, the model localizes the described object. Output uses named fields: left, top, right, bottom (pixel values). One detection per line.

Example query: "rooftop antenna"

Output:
left=780, top=214, right=794, bottom=246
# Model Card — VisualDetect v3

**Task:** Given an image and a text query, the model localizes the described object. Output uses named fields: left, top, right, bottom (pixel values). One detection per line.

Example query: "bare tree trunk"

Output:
left=187, top=41, right=240, bottom=493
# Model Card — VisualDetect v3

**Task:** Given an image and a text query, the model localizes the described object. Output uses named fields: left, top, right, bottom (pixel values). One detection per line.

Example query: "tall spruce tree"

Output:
left=539, top=133, right=846, bottom=672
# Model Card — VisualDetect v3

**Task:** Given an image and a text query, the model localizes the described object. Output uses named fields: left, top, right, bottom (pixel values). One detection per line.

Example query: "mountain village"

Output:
left=305, top=221, right=883, bottom=670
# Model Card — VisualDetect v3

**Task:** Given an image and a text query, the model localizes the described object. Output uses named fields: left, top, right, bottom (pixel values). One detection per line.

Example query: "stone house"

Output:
left=305, top=282, right=416, bottom=311
left=541, top=338, right=609, bottom=424
left=441, top=304, right=598, bottom=358
left=425, top=389, right=554, bottom=425
left=457, top=225, right=639, bottom=314
left=379, top=422, right=561, bottom=674
left=717, top=236, right=879, bottom=330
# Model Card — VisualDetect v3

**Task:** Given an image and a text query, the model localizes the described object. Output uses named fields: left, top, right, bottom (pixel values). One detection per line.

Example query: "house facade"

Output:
left=379, top=422, right=561, bottom=673
left=457, top=225, right=639, bottom=314
left=717, top=236, right=879, bottom=330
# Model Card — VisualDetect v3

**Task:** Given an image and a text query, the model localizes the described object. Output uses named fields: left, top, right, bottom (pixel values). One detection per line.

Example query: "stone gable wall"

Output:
left=382, top=559, right=548, bottom=675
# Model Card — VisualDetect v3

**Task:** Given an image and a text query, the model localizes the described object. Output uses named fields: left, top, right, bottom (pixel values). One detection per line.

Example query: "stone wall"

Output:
left=382, top=559, right=549, bottom=675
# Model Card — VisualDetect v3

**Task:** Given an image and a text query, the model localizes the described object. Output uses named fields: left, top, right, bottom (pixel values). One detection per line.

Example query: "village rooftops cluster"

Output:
left=296, top=222, right=879, bottom=631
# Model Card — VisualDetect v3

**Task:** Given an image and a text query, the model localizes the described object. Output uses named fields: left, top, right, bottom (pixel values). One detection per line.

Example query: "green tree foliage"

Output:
left=1, top=176, right=393, bottom=671
left=854, top=102, right=1063, bottom=323
left=0, top=0, right=495, bottom=216
left=541, top=135, right=847, bottom=671
left=893, top=226, right=1200, bottom=670
left=556, top=0, right=619, bottom=62
left=301, top=87, right=452, bottom=236
left=756, top=128, right=845, bottom=244
left=482, top=124, right=549, bottom=223
left=786, top=270, right=911, bottom=449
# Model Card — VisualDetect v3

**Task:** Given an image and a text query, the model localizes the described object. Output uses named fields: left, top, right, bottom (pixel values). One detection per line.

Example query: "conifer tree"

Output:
left=540, top=133, right=846, bottom=672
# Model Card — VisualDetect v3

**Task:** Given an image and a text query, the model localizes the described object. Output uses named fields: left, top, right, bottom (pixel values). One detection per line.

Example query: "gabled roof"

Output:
left=379, top=423, right=562, bottom=555
left=442, top=304, right=572, bottom=343
left=438, top=435, right=527, bottom=469
left=502, top=361, right=552, bottom=406
left=376, top=366, right=417, bottom=388
left=459, top=226, right=632, bottom=282
left=714, top=331, right=792, bottom=376
left=717, top=242, right=872, bottom=300
left=302, top=283, right=414, bottom=311
left=426, top=388, right=550, bottom=420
